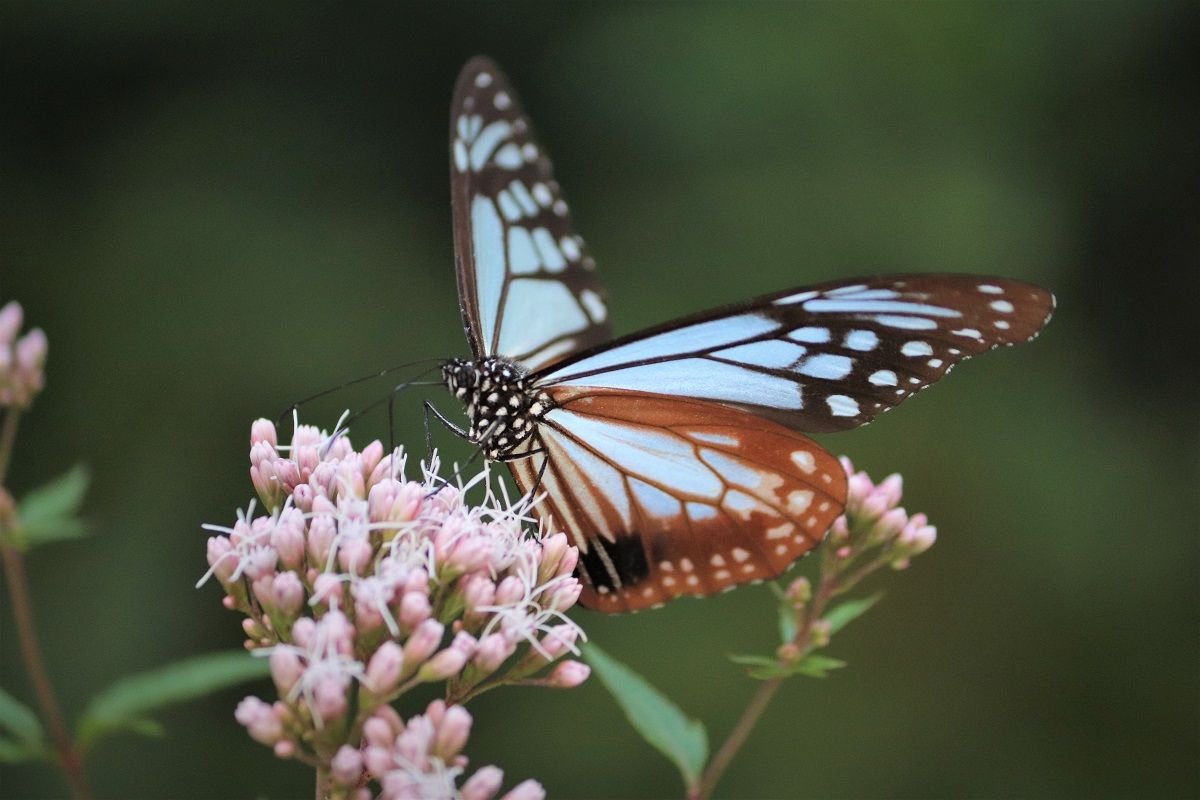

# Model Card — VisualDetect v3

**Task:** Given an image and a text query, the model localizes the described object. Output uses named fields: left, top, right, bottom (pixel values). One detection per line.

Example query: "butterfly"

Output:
left=438, top=56, right=1054, bottom=613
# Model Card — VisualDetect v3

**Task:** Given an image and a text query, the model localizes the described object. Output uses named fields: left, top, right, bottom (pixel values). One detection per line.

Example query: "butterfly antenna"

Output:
left=276, top=356, right=445, bottom=426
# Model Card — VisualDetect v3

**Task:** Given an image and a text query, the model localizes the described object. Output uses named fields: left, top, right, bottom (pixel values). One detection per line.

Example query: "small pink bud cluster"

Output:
left=831, top=457, right=937, bottom=570
left=0, top=300, right=48, bottom=409
left=357, top=701, right=545, bottom=800
left=204, top=416, right=587, bottom=793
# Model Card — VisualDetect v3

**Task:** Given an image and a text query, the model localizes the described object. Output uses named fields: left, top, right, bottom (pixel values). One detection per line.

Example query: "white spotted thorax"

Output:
left=442, top=357, right=553, bottom=459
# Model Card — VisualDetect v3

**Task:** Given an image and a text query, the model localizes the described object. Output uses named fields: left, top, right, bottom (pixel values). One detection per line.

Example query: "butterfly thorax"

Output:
left=442, top=357, right=552, bottom=458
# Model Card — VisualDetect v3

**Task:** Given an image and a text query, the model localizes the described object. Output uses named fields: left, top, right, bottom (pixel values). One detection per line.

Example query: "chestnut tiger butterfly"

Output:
left=439, top=56, right=1054, bottom=613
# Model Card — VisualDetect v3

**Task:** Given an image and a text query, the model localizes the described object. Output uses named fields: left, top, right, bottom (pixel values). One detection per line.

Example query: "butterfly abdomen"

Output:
left=442, top=356, right=552, bottom=458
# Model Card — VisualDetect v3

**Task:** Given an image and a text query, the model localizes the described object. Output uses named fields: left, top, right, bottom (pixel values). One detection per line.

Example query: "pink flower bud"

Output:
left=472, top=633, right=515, bottom=675
left=320, top=610, right=356, bottom=655
left=404, top=619, right=444, bottom=667
left=859, top=491, right=891, bottom=521
left=291, top=617, right=316, bottom=648
left=270, top=571, right=304, bottom=617
left=402, top=568, right=429, bottom=597
left=434, top=704, right=473, bottom=760
left=311, top=573, right=344, bottom=606
left=16, top=328, right=47, bottom=368
left=871, top=507, right=909, bottom=542
left=250, top=418, right=278, bottom=447
left=242, top=546, right=278, bottom=580
left=295, top=446, right=321, bottom=483
left=545, top=577, right=582, bottom=611
left=786, top=576, right=812, bottom=604
left=875, top=473, right=903, bottom=507
left=500, top=779, right=546, bottom=800
left=331, top=745, right=364, bottom=785
left=399, top=590, right=432, bottom=629
left=0, top=301, right=22, bottom=343
left=269, top=648, right=304, bottom=695
left=363, top=745, right=393, bottom=777
left=494, top=575, right=524, bottom=606
left=539, top=625, right=578, bottom=660
left=313, top=675, right=348, bottom=722
left=537, top=533, right=569, bottom=583
left=206, top=537, right=236, bottom=583
left=459, top=571, right=493, bottom=607
left=544, top=660, right=590, bottom=688
left=273, top=739, right=295, bottom=758
left=307, top=515, right=337, bottom=566
left=338, top=537, right=374, bottom=575
left=419, top=647, right=468, bottom=682
left=461, top=766, right=505, bottom=800
left=445, top=536, right=491, bottom=574
left=450, top=631, right=478, bottom=659
left=366, top=642, right=405, bottom=694
left=235, top=696, right=283, bottom=744
left=360, top=440, right=384, bottom=479
left=291, top=483, right=314, bottom=512
left=271, top=509, right=307, bottom=569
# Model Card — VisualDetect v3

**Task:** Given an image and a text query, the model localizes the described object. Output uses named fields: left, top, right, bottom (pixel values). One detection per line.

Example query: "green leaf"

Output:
left=823, top=592, right=884, bottom=634
left=17, top=464, right=90, bottom=546
left=730, top=652, right=847, bottom=680
left=0, top=687, right=46, bottom=756
left=78, top=651, right=270, bottom=749
left=0, top=736, right=41, bottom=764
left=583, top=643, right=708, bottom=793
left=791, top=654, right=847, bottom=678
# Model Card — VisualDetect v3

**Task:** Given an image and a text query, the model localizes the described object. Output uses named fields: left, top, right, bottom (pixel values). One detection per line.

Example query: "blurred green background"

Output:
left=2, top=2, right=1197, bottom=798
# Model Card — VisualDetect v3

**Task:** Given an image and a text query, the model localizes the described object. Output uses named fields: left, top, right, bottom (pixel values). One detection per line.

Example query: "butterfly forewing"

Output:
left=536, top=275, right=1054, bottom=433
left=450, top=57, right=611, bottom=372
left=509, top=390, right=847, bottom=611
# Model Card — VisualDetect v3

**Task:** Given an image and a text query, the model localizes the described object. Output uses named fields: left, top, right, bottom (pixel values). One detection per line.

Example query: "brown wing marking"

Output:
left=508, top=389, right=847, bottom=612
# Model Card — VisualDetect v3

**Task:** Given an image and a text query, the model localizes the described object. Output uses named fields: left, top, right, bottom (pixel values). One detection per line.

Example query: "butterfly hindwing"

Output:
left=537, top=275, right=1055, bottom=433
left=508, top=390, right=847, bottom=611
left=450, top=57, right=611, bottom=372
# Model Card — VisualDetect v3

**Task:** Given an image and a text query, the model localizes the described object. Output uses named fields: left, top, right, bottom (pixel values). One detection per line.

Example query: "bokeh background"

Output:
left=2, top=3, right=1197, bottom=798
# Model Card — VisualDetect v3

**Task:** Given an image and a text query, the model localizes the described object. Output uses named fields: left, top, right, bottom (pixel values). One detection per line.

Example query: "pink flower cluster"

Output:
left=203, top=416, right=587, bottom=797
left=829, top=457, right=937, bottom=570
left=0, top=300, right=47, bottom=409
left=236, top=699, right=545, bottom=800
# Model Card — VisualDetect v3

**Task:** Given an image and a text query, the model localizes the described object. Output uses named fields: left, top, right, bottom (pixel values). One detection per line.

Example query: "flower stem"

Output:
left=0, top=411, right=92, bottom=799
left=693, top=577, right=838, bottom=800
left=315, top=763, right=333, bottom=800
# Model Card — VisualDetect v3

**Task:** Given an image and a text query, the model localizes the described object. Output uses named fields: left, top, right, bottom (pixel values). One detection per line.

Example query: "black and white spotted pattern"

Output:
left=442, top=357, right=553, bottom=459
left=451, top=57, right=610, bottom=373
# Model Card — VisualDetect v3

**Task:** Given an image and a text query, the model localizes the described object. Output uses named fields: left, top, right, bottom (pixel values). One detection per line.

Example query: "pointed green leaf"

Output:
left=0, top=687, right=45, bottom=754
left=727, top=653, right=779, bottom=668
left=823, top=592, right=884, bottom=634
left=78, top=651, right=270, bottom=749
left=583, top=643, right=708, bottom=793
left=790, top=654, right=847, bottom=678
left=17, top=464, right=90, bottom=546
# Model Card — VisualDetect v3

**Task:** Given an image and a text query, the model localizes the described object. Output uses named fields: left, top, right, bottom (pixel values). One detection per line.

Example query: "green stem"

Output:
left=693, top=577, right=838, bottom=800
left=0, top=411, right=92, bottom=799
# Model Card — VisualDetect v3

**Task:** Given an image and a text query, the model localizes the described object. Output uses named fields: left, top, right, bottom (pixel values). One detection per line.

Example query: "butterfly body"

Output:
left=442, top=356, right=551, bottom=459
left=443, top=56, right=1055, bottom=612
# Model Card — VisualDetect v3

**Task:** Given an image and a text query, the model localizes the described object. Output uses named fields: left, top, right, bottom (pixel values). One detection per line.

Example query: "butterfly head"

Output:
left=442, top=356, right=552, bottom=458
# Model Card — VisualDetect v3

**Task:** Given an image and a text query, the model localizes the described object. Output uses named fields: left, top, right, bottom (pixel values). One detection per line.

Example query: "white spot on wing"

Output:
left=901, top=341, right=934, bottom=357
left=469, top=121, right=512, bottom=171
left=826, top=394, right=859, bottom=417
left=532, top=228, right=566, bottom=272
left=714, top=340, right=807, bottom=369
left=788, top=326, right=830, bottom=344
left=869, top=369, right=898, bottom=386
left=507, top=227, right=540, bottom=275
left=580, top=289, right=606, bottom=323
left=475, top=72, right=493, bottom=88
left=978, top=284, right=1004, bottom=294
left=798, top=354, right=853, bottom=380
left=494, top=143, right=523, bottom=169
left=991, top=300, right=1014, bottom=313
left=874, top=315, right=938, bottom=330
left=844, top=330, right=879, bottom=351
left=790, top=450, right=815, bottom=474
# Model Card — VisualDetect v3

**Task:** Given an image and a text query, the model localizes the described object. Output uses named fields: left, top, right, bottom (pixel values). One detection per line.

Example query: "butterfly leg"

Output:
left=423, top=400, right=468, bottom=461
